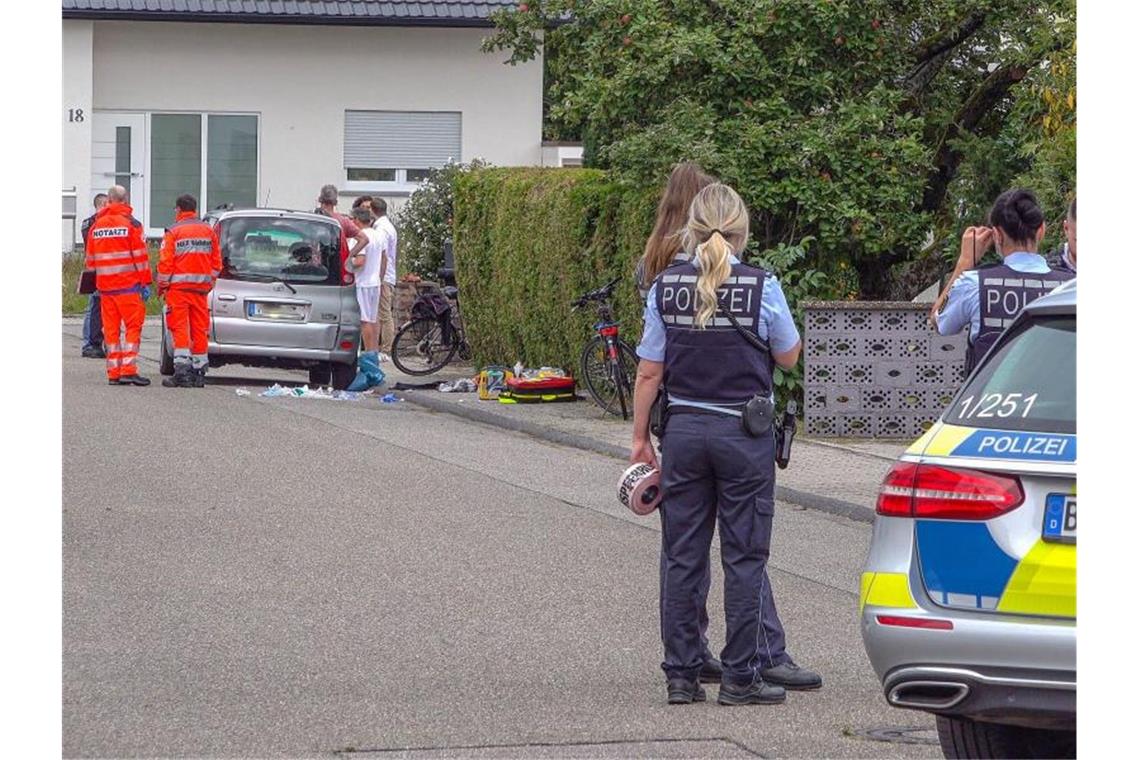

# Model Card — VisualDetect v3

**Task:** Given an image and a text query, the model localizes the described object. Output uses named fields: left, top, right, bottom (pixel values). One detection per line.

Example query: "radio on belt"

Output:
left=618, top=463, right=661, bottom=515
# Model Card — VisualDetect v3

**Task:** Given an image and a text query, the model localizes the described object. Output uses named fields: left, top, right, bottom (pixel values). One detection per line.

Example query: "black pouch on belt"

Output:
left=649, top=387, right=668, bottom=440
left=742, top=395, right=775, bottom=437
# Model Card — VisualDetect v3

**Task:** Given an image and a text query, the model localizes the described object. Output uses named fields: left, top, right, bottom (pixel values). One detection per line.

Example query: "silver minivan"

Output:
left=159, top=208, right=361, bottom=388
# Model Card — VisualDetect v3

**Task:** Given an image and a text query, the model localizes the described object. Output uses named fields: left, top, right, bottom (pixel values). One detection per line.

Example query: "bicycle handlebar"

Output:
left=571, top=277, right=621, bottom=309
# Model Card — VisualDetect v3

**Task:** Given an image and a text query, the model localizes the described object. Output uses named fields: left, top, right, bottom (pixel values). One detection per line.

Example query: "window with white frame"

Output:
left=344, top=110, right=461, bottom=189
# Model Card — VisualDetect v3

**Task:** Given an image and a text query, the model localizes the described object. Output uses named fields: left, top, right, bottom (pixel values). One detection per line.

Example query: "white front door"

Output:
left=90, top=112, right=146, bottom=223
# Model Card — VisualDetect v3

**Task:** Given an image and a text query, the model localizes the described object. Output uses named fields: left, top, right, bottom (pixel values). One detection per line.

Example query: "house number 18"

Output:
left=68, top=108, right=85, bottom=123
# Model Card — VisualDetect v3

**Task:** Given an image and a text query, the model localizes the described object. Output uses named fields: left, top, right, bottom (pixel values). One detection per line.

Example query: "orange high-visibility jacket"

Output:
left=85, top=202, right=152, bottom=292
left=157, top=211, right=222, bottom=293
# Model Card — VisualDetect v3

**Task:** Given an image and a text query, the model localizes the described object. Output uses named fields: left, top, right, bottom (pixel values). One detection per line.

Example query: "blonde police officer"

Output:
left=630, top=184, right=821, bottom=706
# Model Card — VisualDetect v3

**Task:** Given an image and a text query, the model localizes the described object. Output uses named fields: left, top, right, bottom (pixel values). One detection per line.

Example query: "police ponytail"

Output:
left=683, top=184, right=750, bottom=329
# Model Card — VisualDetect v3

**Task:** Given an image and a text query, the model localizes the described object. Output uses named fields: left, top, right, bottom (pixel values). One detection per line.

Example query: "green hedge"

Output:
left=454, top=168, right=656, bottom=373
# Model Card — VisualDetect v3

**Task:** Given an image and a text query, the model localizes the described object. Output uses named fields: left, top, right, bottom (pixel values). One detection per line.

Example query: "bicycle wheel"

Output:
left=580, top=336, right=639, bottom=417
left=391, top=317, right=460, bottom=376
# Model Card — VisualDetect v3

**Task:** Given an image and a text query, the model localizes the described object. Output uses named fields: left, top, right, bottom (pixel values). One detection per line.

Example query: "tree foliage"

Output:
left=395, top=159, right=490, bottom=278
left=484, top=0, right=1076, bottom=299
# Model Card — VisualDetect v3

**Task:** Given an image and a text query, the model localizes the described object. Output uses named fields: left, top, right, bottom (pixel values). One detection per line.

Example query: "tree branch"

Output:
left=903, top=12, right=986, bottom=96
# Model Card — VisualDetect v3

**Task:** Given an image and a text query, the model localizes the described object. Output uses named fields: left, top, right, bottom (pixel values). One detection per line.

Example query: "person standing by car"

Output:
left=933, top=188, right=1075, bottom=371
left=630, top=183, right=820, bottom=706
left=157, top=194, right=221, bottom=389
left=86, top=185, right=153, bottom=386
left=345, top=206, right=387, bottom=391
left=370, top=198, right=399, bottom=355
left=315, top=184, right=368, bottom=261
left=635, top=162, right=818, bottom=692
left=80, top=192, right=109, bottom=358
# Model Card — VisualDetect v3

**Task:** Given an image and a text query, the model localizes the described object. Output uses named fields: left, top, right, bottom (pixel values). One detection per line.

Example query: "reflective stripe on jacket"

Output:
left=85, top=202, right=152, bottom=292
left=157, top=211, right=222, bottom=293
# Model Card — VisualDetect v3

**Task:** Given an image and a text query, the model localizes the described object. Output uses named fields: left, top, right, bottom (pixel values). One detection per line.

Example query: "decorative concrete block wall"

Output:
left=801, top=301, right=968, bottom=439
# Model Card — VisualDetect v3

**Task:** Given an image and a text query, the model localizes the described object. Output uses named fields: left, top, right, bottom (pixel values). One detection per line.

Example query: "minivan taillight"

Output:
left=342, top=272, right=354, bottom=285
left=876, top=462, right=1023, bottom=520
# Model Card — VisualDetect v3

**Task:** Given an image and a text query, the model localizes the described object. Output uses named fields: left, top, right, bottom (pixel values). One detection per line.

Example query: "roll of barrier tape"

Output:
left=618, top=462, right=661, bottom=516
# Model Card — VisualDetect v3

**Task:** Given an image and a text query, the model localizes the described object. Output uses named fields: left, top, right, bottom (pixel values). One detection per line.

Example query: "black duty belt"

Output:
left=668, top=404, right=745, bottom=417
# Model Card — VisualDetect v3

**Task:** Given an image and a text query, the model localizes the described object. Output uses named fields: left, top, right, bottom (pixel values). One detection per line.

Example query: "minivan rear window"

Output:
left=218, top=216, right=341, bottom=284
left=943, top=316, right=1075, bottom=434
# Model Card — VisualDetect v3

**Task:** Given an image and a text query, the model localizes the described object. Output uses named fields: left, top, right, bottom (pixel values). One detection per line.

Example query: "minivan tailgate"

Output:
left=212, top=280, right=340, bottom=350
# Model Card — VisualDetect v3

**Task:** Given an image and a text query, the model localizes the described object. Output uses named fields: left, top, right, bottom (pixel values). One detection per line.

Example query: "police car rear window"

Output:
left=943, top=316, right=1075, bottom=435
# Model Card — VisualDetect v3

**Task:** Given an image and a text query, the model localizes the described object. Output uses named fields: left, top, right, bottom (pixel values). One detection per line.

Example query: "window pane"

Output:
left=943, top=316, right=1076, bottom=434
left=150, top=114, right=201, bottom=230
left=347, top=168, right=397, bottom=182
left=405, top=169, right=431, bottom=182
left=114, top=126, right=131, bottom=189
left=218, top=216, right=341, bottom=284
left=207, top=115, right=258, bottom=212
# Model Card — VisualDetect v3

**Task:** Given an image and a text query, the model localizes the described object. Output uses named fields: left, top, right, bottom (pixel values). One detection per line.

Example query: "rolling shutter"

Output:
left=344, top=111, right=462, bottom=169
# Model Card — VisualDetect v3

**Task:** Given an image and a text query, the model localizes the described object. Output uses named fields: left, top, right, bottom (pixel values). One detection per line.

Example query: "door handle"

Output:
left=217, top=294, right=237, bottom=301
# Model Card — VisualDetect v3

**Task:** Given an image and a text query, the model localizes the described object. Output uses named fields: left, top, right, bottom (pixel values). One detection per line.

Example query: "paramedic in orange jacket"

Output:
left=85, top=185, right=153, bottom=386
left=158, top=194, right=222, bottom=388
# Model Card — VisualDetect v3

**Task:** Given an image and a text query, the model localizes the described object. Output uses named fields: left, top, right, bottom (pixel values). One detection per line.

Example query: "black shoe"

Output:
left=760, top=661, right=823, bottom=691
left=118, top=374, right=151, bottom=387
left=163, top=365, right=195, bottom=388
left=82, top=345, right=106, bottom=359
left=107, top=378, right=121, bottom=385
left=698, top=657, right=724, bottom=684
left=717, top=680, right=786, bottom=706
left=666, top=678, right=707, bottom=705
left=191, top=367, right=206, bottom=388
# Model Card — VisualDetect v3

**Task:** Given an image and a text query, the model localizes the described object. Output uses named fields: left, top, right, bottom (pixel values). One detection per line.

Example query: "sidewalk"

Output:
left=400, top=387, right=904, bottom=523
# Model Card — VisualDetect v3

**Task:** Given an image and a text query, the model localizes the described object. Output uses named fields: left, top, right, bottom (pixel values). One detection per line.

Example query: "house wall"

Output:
left=63, top=20, right=95, bottom=248
left=82, top=20, right=542, bottom=218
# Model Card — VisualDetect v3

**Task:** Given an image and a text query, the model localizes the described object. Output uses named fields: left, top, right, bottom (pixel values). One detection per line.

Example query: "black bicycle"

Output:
left=573, top=278, right=639, bottom=419
left=391, top=267, right=471, bottom=376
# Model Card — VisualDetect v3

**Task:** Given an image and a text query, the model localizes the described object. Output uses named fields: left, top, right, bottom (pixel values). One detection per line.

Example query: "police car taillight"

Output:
left=876, top=462, right=1024, bottom=520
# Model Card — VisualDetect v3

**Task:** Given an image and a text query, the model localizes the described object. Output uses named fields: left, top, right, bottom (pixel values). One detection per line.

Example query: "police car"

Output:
left=861, top=280, right=1076, bottom=758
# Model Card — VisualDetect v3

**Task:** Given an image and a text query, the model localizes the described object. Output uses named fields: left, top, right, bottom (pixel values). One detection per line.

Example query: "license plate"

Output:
left=1043, top=494, right=1076, bottom=543
left=248, top=302, right=305, bottom=321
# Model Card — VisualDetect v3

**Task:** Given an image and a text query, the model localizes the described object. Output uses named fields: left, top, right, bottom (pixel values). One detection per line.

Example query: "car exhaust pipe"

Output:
left=887, top=680, right=970, bottom=710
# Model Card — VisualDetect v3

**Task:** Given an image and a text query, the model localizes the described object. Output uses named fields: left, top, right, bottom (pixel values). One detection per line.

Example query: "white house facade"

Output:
left=62, top=0, right=542, bottom=243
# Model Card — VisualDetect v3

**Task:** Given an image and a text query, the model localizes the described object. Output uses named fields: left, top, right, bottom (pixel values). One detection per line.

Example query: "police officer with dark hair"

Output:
left=631, top=183, right=821, bottom=706
left=935, top=188, right=1075, bottom=370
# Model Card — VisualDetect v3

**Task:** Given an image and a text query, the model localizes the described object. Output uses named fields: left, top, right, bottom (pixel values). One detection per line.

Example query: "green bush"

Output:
left=395, top=159, right=490, bottom=278
left=454, top=167, right=655, bottom=373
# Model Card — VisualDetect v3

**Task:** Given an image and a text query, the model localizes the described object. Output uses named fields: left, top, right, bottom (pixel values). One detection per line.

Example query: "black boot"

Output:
left=118, top=374, right=151, bottom=387
left=666, top=677, right=707, bottom=705
left=191, top=366, right=207, bottom=388
left=162, top=364, right=195, bottom=388
left=717, top=680, right=786, bottom=706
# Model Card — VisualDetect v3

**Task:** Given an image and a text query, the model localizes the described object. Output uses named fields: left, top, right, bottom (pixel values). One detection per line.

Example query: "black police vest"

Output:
left=967, top=262, right=1074, bottom=370
left=655, top=261, right=772, bottom=404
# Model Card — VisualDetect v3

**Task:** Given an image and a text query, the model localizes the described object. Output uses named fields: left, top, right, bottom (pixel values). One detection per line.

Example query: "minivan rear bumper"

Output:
left=208, top=341, right=358, bottom=366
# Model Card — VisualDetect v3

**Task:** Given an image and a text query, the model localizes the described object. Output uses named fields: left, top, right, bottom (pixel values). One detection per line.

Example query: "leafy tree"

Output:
left=485, top=0, right=1075, bottom=299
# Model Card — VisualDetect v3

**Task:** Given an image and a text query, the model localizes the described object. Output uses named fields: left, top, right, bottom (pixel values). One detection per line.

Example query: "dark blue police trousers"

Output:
left=658, top=412, right=790, bottom=685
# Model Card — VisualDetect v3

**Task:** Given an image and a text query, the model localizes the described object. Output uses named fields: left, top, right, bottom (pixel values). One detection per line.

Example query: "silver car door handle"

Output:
left=217, top=294, right=237, bottom=301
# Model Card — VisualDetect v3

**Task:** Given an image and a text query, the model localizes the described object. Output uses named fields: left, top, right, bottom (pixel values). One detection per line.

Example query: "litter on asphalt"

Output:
left=256, top=384, right=367, bottom=401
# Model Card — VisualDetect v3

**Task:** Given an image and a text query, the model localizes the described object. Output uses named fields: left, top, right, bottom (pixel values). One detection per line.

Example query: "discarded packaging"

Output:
left=235, top=388, right=251, bottom=397
left=258, top=383, right=364, bottom=401
left=381, top=393, right=400, bottom=404
left=439, top=378, right=477, bottom=393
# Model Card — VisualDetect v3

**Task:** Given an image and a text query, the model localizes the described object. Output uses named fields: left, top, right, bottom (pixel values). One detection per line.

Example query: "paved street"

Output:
left=62, top=320, right=938, bottom=759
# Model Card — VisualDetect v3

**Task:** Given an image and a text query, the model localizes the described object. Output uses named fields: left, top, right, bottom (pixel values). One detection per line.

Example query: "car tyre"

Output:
left=308, top=363, right=332, bottom=387
left=936, top=716, right=1076, bottom=759
left=159, top=313, right=175, bottom=376
left=330, top=361, right=356, bottom=391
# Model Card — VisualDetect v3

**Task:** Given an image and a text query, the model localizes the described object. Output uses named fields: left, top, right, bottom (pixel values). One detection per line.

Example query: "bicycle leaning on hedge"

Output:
left=573, top=278, right=640, bottom=419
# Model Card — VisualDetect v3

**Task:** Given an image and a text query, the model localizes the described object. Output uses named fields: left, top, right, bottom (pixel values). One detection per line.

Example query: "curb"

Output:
left=401, top=391, right=875, bottom=524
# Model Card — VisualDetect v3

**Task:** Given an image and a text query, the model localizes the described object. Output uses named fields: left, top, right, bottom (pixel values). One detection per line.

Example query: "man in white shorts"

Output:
left=346, top=206, right=387, bottom=391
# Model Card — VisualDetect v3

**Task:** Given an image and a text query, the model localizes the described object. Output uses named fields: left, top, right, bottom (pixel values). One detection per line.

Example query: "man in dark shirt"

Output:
left=80, top=193, right=108, bottom=358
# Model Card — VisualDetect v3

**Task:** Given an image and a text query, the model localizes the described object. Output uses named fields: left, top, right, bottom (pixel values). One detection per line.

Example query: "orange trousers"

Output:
left=100, top=291, right=146, bottom=380
left=165, top=290, right=210, bottom=368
